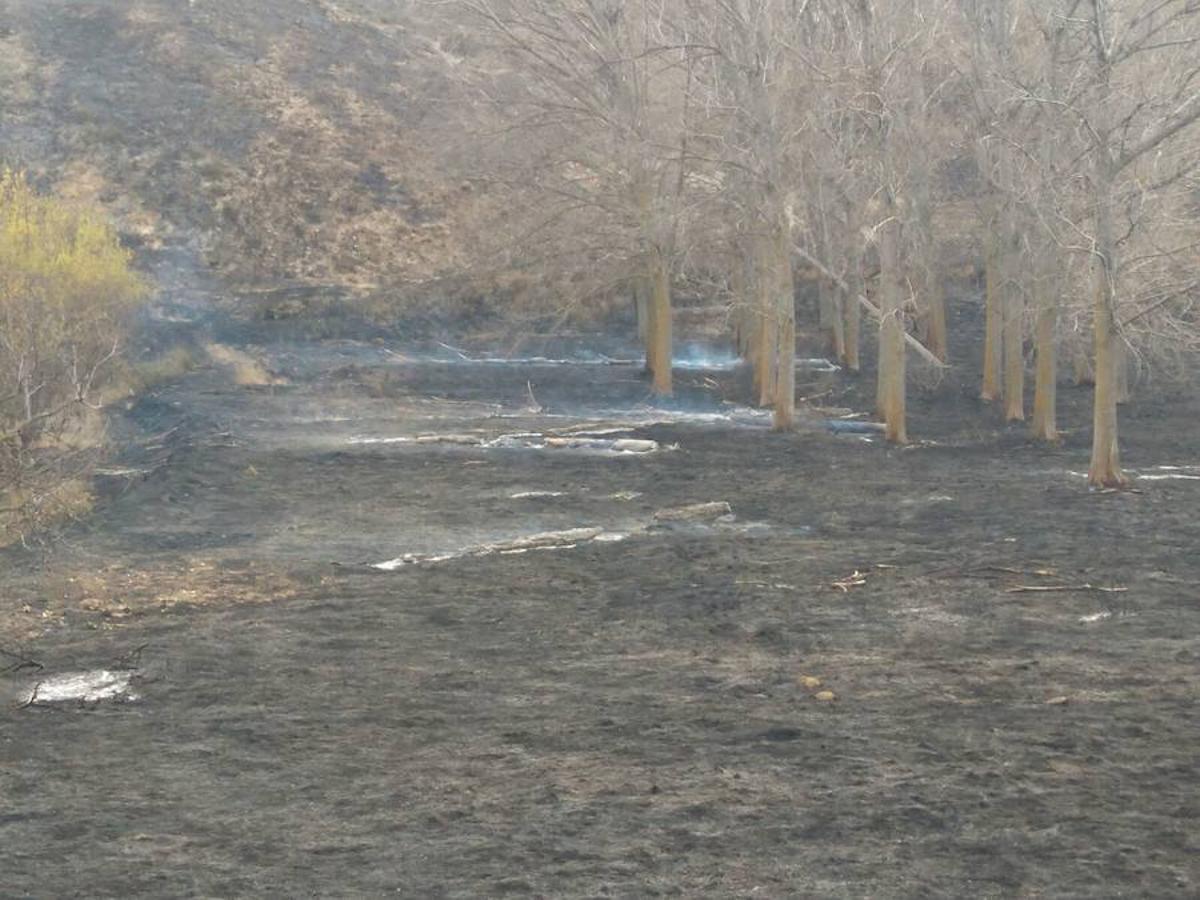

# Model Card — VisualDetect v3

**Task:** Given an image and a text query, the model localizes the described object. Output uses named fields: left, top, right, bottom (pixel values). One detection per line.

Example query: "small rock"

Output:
left=1046, top=695, right=1070, bottom=706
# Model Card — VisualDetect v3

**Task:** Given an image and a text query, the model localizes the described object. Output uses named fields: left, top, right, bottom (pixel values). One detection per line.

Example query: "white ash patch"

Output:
left=373, top=527, right=617, bottom=570
left=23, top=670, right=138, bottom=705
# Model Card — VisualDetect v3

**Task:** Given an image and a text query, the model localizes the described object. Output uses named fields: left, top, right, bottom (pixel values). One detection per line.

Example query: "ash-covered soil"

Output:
left=2, top=337, right=1198, bottom=898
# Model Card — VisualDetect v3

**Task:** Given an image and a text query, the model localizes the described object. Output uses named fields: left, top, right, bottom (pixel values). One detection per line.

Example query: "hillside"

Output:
left=1, top=0, right=485, bottom=318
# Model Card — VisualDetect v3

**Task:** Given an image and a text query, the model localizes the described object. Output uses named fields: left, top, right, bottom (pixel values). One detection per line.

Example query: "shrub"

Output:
left=0, top=168, right=148, bottom=541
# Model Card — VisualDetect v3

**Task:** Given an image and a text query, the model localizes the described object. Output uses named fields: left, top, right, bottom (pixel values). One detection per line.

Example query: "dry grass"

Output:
left=3, top=557, right=306, bottom=641
left=1, top=477, right=94, bottom=550
left=204, top=343, right=287, bottom=387
left=120, top=346, right=198, bottom=395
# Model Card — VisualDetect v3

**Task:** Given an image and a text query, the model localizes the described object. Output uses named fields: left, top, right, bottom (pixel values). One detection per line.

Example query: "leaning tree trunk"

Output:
left=877, top=199, right=907, bottom=443
left=1088, top=150, right=1125, bottom=487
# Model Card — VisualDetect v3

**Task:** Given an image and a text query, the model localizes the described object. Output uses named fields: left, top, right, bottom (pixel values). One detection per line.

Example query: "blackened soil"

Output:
left=2, top=339, right=1198, bottom=898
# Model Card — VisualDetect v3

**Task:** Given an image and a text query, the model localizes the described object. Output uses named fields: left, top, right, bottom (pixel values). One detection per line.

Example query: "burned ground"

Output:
left=1, top=324, right=1198, bottom=898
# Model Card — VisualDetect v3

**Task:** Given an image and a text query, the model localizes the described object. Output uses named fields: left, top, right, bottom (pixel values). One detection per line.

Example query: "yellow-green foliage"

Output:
left=1, top=169, right=148, bottom=542
left=0, top=168, right=148, bottom=442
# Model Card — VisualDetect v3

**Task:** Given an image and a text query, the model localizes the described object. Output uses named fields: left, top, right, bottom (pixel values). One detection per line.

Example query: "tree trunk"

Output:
left=922, top=274, right=948, bottom=363
left=755, top=234, right=777, bottom=407
left=1002, top=238, right=1025, bottom=421
left=773, top=225, right=796, bottom=430
left=981, top=227, right=1003, bottom=402
left=818, top=278, right=845, bottom=361
left=877, top=204, right=907, bottom=443
left=647, top=247, right=673, bottom=396
left=634, top=276, right=649, bottom=346
left=1030, top=283, right=1058, bottom=441
left=843, top=253, right=862, bottom=372
left=1087, top=151, right=1125, bottom=487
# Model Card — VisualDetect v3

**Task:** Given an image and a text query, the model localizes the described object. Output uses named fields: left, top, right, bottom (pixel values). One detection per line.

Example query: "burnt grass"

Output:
left=2, top=329, right=1199, bottom=898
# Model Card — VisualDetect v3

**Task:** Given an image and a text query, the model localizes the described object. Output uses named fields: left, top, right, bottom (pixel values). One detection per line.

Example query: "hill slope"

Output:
left=1, top=0, right=482, bottom=314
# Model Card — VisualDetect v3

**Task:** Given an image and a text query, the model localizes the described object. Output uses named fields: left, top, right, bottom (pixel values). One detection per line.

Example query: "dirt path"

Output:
left=2, top=340, right=1198, bottom=898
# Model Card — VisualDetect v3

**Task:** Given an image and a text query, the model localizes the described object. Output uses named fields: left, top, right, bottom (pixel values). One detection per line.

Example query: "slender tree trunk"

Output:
left=877, top=201, right=907, bottom=443
left=647, top=246, right=673, bottom=396
left=843, top=251, right=862, bottom=372
left=773, top=224, right=795, bottom=430
left=1088, top=149, right=1125, bottom=487
left=922, top=272, right=948, bottom=363
left=754, top=234, right=777, bottom=407
left=1030, top=279, right=1058, bottom=441
left=634, top=276, right=649, bottom=346
left=981, top=226, right=1003, bottom=402
left=818, top=278, right=845, bottom=360
left=1002, top=235, right=1025, bottom=421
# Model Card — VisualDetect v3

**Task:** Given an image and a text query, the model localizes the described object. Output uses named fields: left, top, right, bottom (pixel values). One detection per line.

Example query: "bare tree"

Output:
left=1012, top=0, right=1200, bottom=484
left=460, top=0, right=694, bottom=394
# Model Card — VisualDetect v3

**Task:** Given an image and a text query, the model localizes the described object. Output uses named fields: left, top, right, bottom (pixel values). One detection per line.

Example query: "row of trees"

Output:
left=454, top=0, right=1200, bottom=486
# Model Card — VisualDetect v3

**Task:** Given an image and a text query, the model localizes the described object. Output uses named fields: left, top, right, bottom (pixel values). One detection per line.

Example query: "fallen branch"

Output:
left=1006, top=584, right=1128, bottom=594
left=793, top=245, right=947, bottom=369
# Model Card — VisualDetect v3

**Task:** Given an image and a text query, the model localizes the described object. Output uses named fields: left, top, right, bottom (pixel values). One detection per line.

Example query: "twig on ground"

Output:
left=831, top=570, right=868, bottom=592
